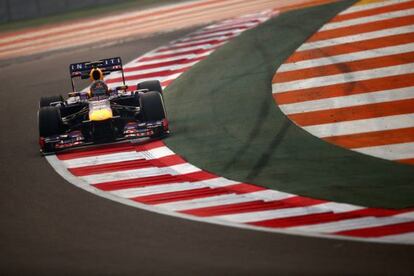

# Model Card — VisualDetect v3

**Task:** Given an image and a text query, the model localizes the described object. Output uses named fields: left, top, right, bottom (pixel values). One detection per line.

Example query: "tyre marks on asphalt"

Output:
left=272, top=0, right=414, bottom=164
left=42, top=9, right=414, bottom=245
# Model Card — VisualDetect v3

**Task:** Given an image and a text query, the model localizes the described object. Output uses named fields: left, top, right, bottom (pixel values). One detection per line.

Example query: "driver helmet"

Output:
left=89, top=80, right=109, bottom=97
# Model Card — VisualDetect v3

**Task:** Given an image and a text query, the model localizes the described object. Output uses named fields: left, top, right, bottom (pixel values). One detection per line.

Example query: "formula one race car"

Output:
left=38, top=57, right=169, bottom=154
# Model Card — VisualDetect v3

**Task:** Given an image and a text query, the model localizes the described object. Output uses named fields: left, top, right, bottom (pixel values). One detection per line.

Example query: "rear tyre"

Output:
left=40, top=95, right=64, bottom=107
left=140, top=91, right=166, bottom=121
left=38, top=106, right=63, bottom=137
left=137, top=80, right=163, bottom=94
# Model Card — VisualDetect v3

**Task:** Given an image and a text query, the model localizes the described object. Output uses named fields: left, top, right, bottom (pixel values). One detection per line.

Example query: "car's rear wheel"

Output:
left=140, top=91, right=166, bottom=121
left=137, top=80, right=163, bottom=94
left=39, top=95, right=64, bottom=108
left=38, top=106, right=63, bottom=137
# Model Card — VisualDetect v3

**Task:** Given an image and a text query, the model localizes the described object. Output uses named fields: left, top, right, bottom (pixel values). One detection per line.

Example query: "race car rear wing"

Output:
left=69, top=57, right=126, bottom=91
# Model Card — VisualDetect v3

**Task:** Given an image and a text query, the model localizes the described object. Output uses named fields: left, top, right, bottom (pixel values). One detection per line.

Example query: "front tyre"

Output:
left=39, top=95, right=64, bottom=108
left=137, top=80, right=163, bottom=94
left=38, top=106, right=63, bottom=137
left=140, top=91, right=166, bottom=121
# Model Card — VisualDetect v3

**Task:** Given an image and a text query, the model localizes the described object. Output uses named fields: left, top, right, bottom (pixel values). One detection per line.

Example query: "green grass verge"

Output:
left=0, top=0, right=188, bottom=33
left=163, top=0, right=414, bottom=209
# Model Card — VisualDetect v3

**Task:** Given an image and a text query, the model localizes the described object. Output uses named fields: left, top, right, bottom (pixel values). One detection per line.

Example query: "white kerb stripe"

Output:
left=145, top=43, right=223, bottom=57
left=289, top=211, right=414, bottom=233
left=108, top=72, right=184, bottom=88
left=111, top=182, right=202, bottom=198
left=120, top=62, right=197, bottom=77
left=142, top=146, right=176, bottom=160
left=192, top=21, right=258, bottom=34
left=81, top=163, right=200, bottom=185
left=378, top=232, right=414, bottom=243
left=303, top=113, right=414, bottom=137
left=171, top=34, right=234, bottom=47
left=132, top=51, right=211, bottom=66
left=272, top=63, right=414, bottom=94
left=279, top=86, right=414, bottom=115
left=157, top=189, right=294, bottom=211
left=298, top=25, right=414, bottom=52
left=214, top=206, right=327, bottom=223
left=321, top=7, right=414, bottom=31
left=278, top=42, right=414, bottom=72
left=339, top=0, right=412, bottom=15
left=61, top=146, right=174, bottom=168
left=178, top=29, right=244, bottom=42
left=213, top=203, right=362, bottom=223
left=62, top=151, right=145, bottom=168
left=110, top=177, right=239, bottom=198
left=158, top=193, right=255, bottom=211
left=354, top=142, right=414, bottom=160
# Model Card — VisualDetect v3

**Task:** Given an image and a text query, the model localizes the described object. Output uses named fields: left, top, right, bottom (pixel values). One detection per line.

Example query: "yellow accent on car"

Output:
left=89, top=109, right=113, bottom=121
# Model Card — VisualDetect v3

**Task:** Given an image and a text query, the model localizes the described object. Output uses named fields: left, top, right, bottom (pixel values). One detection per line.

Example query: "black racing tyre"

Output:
left=137, top=80, right=163, bottom=94
left=38, top=106, right=63, bottom=137
left=39, top=95, right=64, bottom=107
left=140, top=91, right=166, bottom=121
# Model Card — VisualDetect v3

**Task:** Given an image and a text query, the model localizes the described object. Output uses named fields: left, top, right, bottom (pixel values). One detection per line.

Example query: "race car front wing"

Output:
left=39, top=119, right=169, bottom=154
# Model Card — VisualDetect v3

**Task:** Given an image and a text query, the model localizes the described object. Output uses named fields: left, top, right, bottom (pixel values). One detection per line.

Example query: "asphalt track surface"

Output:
left=1, top=6, right=414, bottom=276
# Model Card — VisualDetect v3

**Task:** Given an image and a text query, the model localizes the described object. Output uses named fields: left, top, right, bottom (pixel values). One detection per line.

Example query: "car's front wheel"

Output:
left=39, top=95, right=64, bottom=108
left=139, top=91, right=166, bottom=121
left=38, top=106, right=63, bottom=137
left=137, top=80, right=163, bottom=94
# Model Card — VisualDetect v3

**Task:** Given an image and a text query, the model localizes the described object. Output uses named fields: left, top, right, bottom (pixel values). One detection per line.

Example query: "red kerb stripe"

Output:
left=335, top=220, right=414, bottom=238
left=250, top=208, right=411, bottom=228
left=57, top=143, right=134, bottom=160
left=93, top=170, right=218, bottom=191
left=182, top=196, right=325, bottom=217
left=133, top=183, right=261, bottom=205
